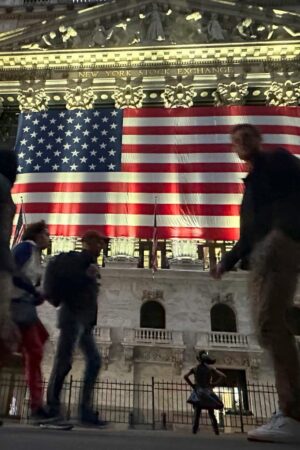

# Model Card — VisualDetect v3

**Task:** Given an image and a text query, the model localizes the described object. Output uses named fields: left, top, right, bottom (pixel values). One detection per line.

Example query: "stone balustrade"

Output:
left=123, top=327, right=184, bottom=347
left=209, top=331, right=249, bottom=348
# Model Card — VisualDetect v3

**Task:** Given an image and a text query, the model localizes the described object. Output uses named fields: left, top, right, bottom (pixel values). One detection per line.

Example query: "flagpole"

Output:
left=20, top=196, right=27, bottom=225
left=151, top=196, right=158, bottom=279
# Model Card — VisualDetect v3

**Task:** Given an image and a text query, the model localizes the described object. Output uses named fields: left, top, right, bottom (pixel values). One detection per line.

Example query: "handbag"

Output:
left=187, top=387, right=224, bottom=410
left=10, top=294, right=38, bottom=327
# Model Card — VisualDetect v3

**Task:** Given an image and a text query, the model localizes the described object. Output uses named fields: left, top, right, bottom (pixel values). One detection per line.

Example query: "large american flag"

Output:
left=13, top=106, right=300, bottom=240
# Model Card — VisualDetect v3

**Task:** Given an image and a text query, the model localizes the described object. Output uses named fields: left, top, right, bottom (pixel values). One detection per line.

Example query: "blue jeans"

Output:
left=47, top=321, right=101, bottom=416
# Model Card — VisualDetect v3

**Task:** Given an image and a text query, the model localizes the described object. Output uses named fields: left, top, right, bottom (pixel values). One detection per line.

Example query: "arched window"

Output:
left=140, top=301, right=166, bottom=329
left=210, top=303, right=237, bottom=333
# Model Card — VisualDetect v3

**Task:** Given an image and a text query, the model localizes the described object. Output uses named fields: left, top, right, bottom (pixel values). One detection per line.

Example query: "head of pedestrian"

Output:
left=231, top=123, right=262, bottom=162
left=196, top=350, right=216, bottom=365
left=81, top=230, right=108, bottom=259
left=22, top=220, right=50, bottom=251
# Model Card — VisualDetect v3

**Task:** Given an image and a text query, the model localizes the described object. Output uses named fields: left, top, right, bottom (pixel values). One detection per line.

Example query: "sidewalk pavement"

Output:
left=0, top=424, right=299, bottom=450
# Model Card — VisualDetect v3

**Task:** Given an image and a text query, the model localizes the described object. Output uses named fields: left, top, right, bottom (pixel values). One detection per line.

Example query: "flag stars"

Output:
left=76, top=111, right=83, bottom=117
left=90, top=150, right=97, bottom=156
left=26, top=158, right=33, bottom=165
left=52, top=164, right=59, bottom=171
left=91, top=136, right=98, bottom=143
left=48, top=131, right=54, bottom=137
left=17, top=165, right=23, bottom=172
left=42, top=113, right=48, bottom=119
left=101, top=130, right=108, bottom=136
left=93, top=124, right=99, bottom=129
left=28, top=145, right=35, bottom=151
left=80, top=156, right=88, bottom=163
left=54, top=150, right=61, bottom=157
left=99, top=156, right=106, bottom=163
left=56, top=137, right=63, bottom=143
left=93, top=111, right=100, bottom=117
left=73, top=136, right=80, bottom=143
left=62, top=156, right=69, bottom=163
left=102, top=116, right=108, bottom=123
left=40, top=125, right=47, bottom=131
left=83, top=130, right=90, bottom=136
left=67, top=117, right=74, bottom=124
left=70, top=164, right=78, bottom=171
left=23, top=126, right=30, bottom=133
left=32, top=119, right=39, bottom=125
left=110, top=123, right=117, bottom=129
left=75, top=123, right=82, bottom=130
left=50, top=118, right=56, bottom=124
left=34, top=164, right=41, bottom=171
left=109, top=149, right=116, bottom=156
left=71, top=150, right=79, bottom=157
left=89, top=164, right=96, bottom=170
left=25, top=114, right=32, bottom=120
left=18, top=151, right=25, bottom=159
left=58, top=124, right=65, bottom=131
left=59, top=112, right=66, bottom=118
left=108, top=163, right=116, bottom=170
left=31, top=131, right=37, bottom=138
left=64, top=143, right=71, bottom=150
left=111, top=110, right=118, bottom=117
left=46, top=144, right=53, bottom=150
left=84, top=117, right=91, bottom=123
left=81, top=143, right=88, bottom=150
left=20, top=139, right=27, bottom=145
left=36, top=151, right=42, bottom=157
left=38, top=137, right=45, bottom=144
left=44, top=157, right=51, bottom=164
left=65, top=130, right=72, bottom=137
left=110, top=136, right=117, bottom=142
left=100, top=143, right=107, bottom=149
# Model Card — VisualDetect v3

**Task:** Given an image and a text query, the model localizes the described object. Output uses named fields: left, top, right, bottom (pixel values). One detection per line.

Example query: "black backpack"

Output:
left=43, top=251, right=92, bottom=307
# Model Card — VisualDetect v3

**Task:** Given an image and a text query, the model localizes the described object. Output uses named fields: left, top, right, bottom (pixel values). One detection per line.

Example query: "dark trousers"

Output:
left=47, top=321, right=101, bottom=416
left=192, top=406, right=219, bottom=435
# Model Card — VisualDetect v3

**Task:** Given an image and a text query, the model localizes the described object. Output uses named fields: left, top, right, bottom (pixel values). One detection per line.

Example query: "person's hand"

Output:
left=86, top=263, right=99, bottom=279
left=210, top=263, right=225, bottom=280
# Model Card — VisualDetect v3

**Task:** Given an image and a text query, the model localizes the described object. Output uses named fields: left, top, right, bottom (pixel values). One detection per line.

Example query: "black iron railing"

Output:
left=0, top=373, right=278, bottom=433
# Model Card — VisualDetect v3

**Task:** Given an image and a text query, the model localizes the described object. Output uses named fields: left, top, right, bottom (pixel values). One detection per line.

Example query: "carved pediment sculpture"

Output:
left=213, top=80, right=249, bottom=106
left=1, top=0, right=300, bottom=51
left=17, top=83, right=50, bottom=112
left=64, top=79, right=97, bottom=110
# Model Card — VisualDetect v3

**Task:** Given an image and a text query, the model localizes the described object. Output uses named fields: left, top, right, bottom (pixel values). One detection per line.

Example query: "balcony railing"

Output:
left=123, top=328, right=184, bottom=347
left=209, top=331, right=249, bottom=348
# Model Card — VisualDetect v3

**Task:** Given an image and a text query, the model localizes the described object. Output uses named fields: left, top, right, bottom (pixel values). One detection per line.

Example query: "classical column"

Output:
left=105, top=237, right=139, bottom=268
left=213, top=77, right=249, bottom=105
left=17, top=82, right=50, bottom=112
left=169, top=239, right=203, bottom=270
left=161, top=75, right=196, bottom=108
left=112, top=77, right=145, bottom=109
left=64, top=79, right=97, bottom=110
left=264, top=80, right=300, bottom=106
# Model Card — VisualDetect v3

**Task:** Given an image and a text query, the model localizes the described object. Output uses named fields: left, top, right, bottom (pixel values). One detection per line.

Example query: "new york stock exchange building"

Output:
left=0, top=0, right=300, bottom=430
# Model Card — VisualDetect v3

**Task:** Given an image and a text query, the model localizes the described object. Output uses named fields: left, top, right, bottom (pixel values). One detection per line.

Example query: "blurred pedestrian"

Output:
left=11, top=220, right=50, bottom=423
left=184, top=350, right=225, bottom=435
left=44, top=230, right=107, bottom=427
left=0, top=149, right=19, bottom=426
left=211, top=123, right=300, bottom=443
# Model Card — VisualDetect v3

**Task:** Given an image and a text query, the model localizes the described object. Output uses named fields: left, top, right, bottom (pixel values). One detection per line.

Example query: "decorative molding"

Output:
left=17, top=86, right=50, bottom=112
left=112, top=77, right=145, bottom=109
left=142, top=290, right=164, bottom=303
left=211, top=293, right=234, bottom=307
left=213, top=81, right=249, bottom=105
left=161, top=75, right=196, bottom=108
left=264, top=80, right=300, bottom=106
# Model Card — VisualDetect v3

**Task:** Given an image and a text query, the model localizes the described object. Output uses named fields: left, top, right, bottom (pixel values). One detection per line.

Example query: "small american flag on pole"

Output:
left=151, top=199, right=158, bottom=273
left=12, top=201, right=26, bottom=247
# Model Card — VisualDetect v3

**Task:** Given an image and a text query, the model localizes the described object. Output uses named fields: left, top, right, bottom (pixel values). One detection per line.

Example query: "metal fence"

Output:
left=0, top=373, right=278, bottom=433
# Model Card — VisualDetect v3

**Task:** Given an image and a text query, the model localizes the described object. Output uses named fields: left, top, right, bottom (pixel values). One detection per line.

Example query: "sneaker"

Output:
left=80, top=409, right=108, bottom=427
left=248, top=412, right=300, bottom=443
left=30, top=407, right=51, bottom=425
left=286, top=306, right=300, bottom=336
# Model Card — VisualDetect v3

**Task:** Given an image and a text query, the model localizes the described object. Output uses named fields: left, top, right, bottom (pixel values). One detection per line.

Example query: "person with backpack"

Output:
left=43, top=230, right=107, bottom=427
left=211, top=124, right=300, bottom=443
left=184, top=350, right=225, bottom=435
left=11, top=220, right=50, bottom=423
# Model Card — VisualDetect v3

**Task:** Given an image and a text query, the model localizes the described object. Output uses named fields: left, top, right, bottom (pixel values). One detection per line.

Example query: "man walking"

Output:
left=44, top=231, right=107, bottom=426
left=211, top=124, right=300, bottom=443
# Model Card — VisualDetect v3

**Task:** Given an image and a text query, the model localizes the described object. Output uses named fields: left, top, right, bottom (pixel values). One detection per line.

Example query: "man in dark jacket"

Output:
left=211, top=124, right=300, bottom=444
left=44, top=230, right=107, bottom=426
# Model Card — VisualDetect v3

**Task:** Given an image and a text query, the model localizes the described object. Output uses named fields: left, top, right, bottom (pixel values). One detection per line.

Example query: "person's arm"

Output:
left=183, top=369, right=196, bottom=390
left=211, top=236, right=251, bottom=279
left=210, top=367, right=226, bottom=386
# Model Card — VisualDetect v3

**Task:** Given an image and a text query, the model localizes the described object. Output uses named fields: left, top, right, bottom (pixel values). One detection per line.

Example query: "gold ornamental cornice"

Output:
left=0, top=40, right=299, bottom=73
